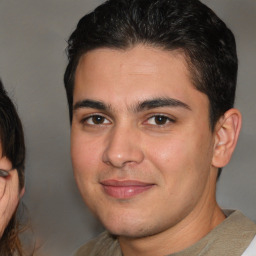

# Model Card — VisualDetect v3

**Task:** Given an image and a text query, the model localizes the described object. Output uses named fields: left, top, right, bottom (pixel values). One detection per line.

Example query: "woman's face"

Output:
left=0, top=145, right=22, bottom=237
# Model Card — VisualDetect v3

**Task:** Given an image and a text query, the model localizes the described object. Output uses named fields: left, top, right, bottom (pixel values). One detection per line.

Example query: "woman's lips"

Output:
left=100, top=180, right=154, bottom=199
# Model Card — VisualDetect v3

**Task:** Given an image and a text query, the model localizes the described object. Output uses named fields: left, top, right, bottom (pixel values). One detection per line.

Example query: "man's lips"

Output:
left=100, top=180, right=154, bottom=199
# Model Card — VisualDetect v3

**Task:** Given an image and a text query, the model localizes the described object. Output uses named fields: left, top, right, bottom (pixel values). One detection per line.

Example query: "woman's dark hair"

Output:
left=0, top=79, right=25, bottom=255
left=64, top=0, right=238, bottom=178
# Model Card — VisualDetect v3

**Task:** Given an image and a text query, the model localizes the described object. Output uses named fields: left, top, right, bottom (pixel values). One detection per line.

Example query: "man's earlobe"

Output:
left=212, top=108, right=242, bottom=168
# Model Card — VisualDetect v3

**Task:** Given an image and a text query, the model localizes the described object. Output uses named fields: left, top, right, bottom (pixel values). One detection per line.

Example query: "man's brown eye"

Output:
left=154, top=116, right=168, bottom=125
left=84, top=115, right=110, bottom=125
left=92, top=115, right=105, bottom=124
left=146, top=115, right=175, bottom=126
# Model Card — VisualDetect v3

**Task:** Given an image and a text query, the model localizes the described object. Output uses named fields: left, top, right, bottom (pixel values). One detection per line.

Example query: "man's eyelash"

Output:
left=146, top=114, right=176, bottom=126
left=148, top=114, right=176, bottom=121
left=81, top=114, right=110, bottom=125
left=79, top=114, right=176, bottom=127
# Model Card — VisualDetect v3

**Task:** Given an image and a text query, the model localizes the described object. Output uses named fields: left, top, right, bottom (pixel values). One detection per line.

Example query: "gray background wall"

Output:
left=0, top=0, right=255, bottom=255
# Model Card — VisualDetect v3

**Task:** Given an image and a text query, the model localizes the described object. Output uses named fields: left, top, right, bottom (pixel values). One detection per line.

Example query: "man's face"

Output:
left=71, top=45, right=218, bottom=238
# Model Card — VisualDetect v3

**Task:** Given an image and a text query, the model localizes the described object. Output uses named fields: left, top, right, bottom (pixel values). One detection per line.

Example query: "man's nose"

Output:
left=102, top=125, right=144, bottom=168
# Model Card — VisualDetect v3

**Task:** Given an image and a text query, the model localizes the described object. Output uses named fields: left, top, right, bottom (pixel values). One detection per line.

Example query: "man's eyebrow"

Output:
left=135, top=97, right=191, bottom=112
left=73, top=98, right=191, bottom=112
left=73, top=99, right=108, bottom=111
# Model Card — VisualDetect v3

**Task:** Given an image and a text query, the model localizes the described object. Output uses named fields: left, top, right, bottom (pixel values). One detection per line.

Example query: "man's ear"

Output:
left=212, top=108, right=242, bottom=168
left=20, top=187, right=25, bottom=199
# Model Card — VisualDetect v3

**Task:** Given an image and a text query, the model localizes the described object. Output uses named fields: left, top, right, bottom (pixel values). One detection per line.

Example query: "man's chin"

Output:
left=102, top=220, right=158, bottom=239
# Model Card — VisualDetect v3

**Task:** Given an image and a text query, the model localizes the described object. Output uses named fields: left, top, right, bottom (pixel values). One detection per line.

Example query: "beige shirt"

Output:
left=75, top=210, right=256, bottom=256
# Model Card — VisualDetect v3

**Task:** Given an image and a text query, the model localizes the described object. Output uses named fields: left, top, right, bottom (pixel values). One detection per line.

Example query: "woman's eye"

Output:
left=146, top=115, right=174, bottom=126
left=84, top=115, right=110, bottom=125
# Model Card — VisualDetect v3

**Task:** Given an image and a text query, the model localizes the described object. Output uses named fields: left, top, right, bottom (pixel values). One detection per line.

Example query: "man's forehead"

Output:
left=76, top=45, right=189, bottom=75
left=74, top=46, right=192, bottom=93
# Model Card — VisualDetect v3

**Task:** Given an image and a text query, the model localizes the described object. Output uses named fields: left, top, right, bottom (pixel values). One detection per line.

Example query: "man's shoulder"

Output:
left=74, top=231, right=122, bottom=256
left=198, top=210, right=256, bottom=256
left=170, top=210, right=256, bottom=256
left=222, top=209, right=256, bottom=234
